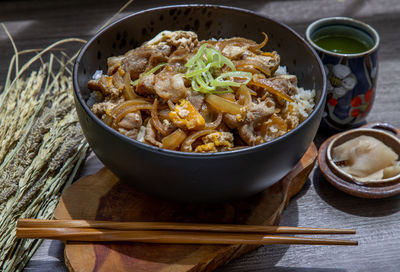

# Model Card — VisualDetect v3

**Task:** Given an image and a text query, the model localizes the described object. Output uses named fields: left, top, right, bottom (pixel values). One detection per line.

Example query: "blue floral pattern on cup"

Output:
left=321, top=50, right=378, bottom=129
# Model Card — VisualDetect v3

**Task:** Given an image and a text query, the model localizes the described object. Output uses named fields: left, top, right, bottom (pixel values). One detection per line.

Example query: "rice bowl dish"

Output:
left=87, top=30, right=316, bottom=152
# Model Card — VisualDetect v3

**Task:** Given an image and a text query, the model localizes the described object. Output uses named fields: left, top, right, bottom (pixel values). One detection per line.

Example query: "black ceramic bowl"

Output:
left=73, top=5, right=326, bottom=202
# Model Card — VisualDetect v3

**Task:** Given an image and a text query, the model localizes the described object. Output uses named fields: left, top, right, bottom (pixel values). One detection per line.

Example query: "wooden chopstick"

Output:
left=16, top=219, right=357, bottom=246
left=16, top=228, right=358, bottom=246
left=17, top=219, right=356, bottom=235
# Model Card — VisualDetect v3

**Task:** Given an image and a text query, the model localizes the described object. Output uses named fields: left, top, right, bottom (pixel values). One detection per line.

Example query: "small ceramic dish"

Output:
left=318, top=122, right=400, bottom=198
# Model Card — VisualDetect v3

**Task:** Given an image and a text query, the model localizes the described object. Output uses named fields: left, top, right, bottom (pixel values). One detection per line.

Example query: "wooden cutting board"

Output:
left=54, top=143, right=317, bottom=272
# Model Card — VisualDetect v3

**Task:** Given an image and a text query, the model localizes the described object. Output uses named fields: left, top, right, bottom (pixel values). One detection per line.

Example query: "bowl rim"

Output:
left=73, top=4, right=327, bottom=159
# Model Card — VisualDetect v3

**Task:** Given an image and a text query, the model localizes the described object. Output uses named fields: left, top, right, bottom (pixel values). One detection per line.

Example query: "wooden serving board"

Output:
left=54, top=144, right=317, bottom=272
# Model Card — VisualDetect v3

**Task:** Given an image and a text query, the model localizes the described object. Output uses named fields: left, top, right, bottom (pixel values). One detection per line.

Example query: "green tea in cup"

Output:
left=306, top=17, right=379, bottom=131
left=310, top=22, right=375, bottom=55
left=313, top=34, right=371, bottom=54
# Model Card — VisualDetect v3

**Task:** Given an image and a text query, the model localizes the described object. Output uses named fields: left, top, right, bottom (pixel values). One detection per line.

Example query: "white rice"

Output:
left=92, top=70, right=103, bottom=80
left=276, top=65, right=316, bottom=119
left=291, top=87, right=316, bottom=119
left=274, top=65, right=288, bottom=76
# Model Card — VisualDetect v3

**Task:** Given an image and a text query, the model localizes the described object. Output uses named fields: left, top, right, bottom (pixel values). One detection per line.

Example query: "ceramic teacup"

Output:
left=306, top=17, right=379, bottom=132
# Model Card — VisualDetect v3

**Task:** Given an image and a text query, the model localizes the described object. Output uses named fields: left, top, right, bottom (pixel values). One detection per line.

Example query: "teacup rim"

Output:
left=305, top=16, right=380, bottom=58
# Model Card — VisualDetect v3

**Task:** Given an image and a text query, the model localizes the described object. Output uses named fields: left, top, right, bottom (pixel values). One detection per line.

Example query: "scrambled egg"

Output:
left=169, top=99, right=205, bottom=130
left=195, top=142, right=217, bottom=152
left=194, top=132, right=234, bottom=152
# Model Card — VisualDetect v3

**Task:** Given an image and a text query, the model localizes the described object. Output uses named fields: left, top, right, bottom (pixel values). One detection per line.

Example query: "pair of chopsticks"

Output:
left=16, top=219, right=358, bottom=246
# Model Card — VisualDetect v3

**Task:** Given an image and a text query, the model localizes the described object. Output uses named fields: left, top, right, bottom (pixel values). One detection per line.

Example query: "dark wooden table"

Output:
left=1, top=0, right=400, bottom=271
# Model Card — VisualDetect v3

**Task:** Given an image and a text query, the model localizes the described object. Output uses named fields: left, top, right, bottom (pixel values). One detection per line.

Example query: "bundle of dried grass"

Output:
left=0, top=24, right=89, bottom=271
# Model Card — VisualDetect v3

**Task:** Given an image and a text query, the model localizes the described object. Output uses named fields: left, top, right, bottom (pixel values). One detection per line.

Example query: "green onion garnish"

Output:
left=131, top=62, right=167, bottom=86
left=184, top=43, right=208, bottom=68
left=212, top=71, right=252, bottom=87
left=184, top=43, right=252, bottom=94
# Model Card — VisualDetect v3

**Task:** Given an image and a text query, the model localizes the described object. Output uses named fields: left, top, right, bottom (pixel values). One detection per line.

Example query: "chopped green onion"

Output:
left=221, top=55, right=235, bottom=70
left=131, top=79, right=139, bottom=86
left=214, top=86, right=234, bottom=94
left=147, top=62, right=167, bottom=75
left=186, top=61, right=211, bottom=77
left=196, top=73, right=216, bottom=91
left=204, top=70, right=214, bottom=83
left=184, top=43, right=250, bottom=94
left=131, top=62, right=167, bottom=86
left=191, top=78, right=201, bottom=92
left=185, top=43, right=208, bottom=68
left=206, top=49, right=213, bottom=63
left=212, top=71, right=252, bottom=87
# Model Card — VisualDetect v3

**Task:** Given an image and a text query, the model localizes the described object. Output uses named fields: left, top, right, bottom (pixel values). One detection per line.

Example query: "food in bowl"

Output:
left=87, top=30, right=315, bottom=152
left=73, top=5, right=326, bottom=201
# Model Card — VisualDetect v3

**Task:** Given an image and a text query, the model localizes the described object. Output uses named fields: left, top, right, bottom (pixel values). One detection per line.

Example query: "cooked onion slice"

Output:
left=235, top=61, right=271, bottom=77
left=204, top=112, right=223, bottom=129
left=180, top=129, right=217, bottom=152
left=151, top=98, right=170, bottom=135
left=261, top=52, right=275, bottom=57
left=217, top=93, right=235, bottom=102
left=162, top=129, right=187, bottom=150
left=104, top=113, right=113, bottom=126
left=249, top=79, right=294, bottom=103
left=113, top=104, right=153, bottom=128
left=167, top=99, right=175, bottom=111
left=123, top=72, right=137, bottom=100
left=247, top=88, right=258, bottom=96
left=111, top=99, right=151, bottom=116
left=158, top=108, right=170, bottom=119
left=236, top=65, right=260, bottom=75
left=237, top=85, right=252, bottom=106
left=205, top=94, right=244, bottom=115
left=249, top=32, right=268, bottom=52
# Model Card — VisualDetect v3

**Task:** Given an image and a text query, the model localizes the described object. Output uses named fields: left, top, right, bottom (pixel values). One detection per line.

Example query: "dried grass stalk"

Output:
left=0, top=24, right=89, bottom=272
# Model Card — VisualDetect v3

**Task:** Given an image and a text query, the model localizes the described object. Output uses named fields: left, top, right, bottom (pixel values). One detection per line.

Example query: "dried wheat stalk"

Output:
left=0, top=24, right=89, bottom=271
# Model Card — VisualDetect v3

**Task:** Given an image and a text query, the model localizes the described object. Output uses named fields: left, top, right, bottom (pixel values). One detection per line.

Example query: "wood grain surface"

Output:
left=1, top=0, right=400, bottom=271
left=51, top=144, right=316, bottom=272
